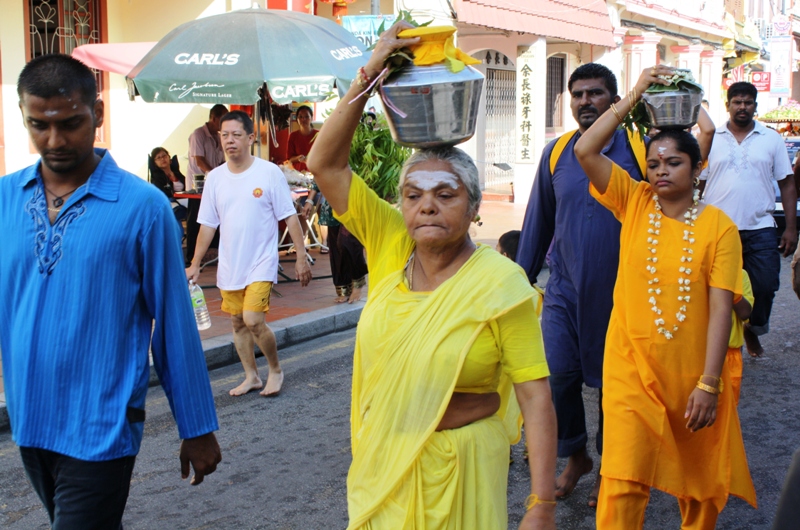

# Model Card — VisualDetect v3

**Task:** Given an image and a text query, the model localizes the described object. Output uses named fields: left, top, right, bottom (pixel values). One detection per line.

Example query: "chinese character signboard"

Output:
left=516, top=47, right=536, bottom=164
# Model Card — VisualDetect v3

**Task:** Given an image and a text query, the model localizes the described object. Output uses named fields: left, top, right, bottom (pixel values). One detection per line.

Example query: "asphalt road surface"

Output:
left=1, top=257, right=800, bottom=529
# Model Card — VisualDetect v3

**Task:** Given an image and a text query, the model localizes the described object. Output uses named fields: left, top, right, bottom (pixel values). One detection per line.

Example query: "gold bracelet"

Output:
left=699, top=375, right=724, bottom=393
left=629, top=86, right=639, bottom=102
left=610, top=103, right=624, bottom=124
left=696, top=380, right=721, bottom=395
left=525, top=493, right=557, bottom=511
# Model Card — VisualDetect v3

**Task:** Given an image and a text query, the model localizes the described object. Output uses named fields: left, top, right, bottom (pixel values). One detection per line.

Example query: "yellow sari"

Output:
left=336, top=174, right=548, bottom=529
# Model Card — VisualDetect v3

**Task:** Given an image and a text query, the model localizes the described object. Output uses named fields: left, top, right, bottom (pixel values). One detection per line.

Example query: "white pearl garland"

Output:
left=647, top=190, right=700, bottom=340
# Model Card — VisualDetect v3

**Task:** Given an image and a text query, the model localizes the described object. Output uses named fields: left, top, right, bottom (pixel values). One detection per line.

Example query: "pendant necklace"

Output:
left=43, top=184, right=80, bottom=208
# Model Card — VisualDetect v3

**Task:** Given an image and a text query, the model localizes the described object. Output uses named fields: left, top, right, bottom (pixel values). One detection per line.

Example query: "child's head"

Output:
left=497, top=230, right=521, bottom=261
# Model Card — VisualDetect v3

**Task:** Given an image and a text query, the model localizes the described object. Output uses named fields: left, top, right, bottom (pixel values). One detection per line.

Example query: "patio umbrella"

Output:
left=127, top=7, right=369, bottom=105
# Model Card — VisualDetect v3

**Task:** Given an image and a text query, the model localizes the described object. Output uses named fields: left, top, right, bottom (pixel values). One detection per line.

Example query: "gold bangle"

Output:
left=610, top=103, right=624, bottom=124
left=696, top=380, right=721, bottom=395
left=525, top=493, right=557, bottom=511
left=629, top=86, right=639, bottom=102
left=699, top=375, right=724, bottom=393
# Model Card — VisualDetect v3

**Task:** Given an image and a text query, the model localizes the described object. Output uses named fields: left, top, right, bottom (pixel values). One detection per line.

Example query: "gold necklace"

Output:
left=407, top=253, right=414, bottom=290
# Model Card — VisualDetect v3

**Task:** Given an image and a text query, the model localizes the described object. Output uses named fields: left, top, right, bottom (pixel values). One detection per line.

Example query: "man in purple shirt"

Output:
left=517, top=63, right=645, bottom=506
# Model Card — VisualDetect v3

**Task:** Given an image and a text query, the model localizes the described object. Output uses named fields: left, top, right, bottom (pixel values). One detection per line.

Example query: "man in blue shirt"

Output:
left=0, top=54, right=221, bottom=528
left=517, top=63, right=645, bottom=507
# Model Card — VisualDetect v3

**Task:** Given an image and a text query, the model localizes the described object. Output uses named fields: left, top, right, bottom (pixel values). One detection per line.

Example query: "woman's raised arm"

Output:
left=306, top=22, right=418, bottom=216
left=695, top=106, right=715, bottom=163
left=574, top=65, right=672, bottom=194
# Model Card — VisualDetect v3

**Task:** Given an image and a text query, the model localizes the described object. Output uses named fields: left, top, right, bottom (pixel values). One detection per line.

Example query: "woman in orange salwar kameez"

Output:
left=574, top=65, right=757, bottom=529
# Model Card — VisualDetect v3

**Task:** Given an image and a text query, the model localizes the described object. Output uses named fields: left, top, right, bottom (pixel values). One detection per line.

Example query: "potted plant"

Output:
left=349, top=113, right=411, bottom=202
left=623, top=69, right=704, bottom=139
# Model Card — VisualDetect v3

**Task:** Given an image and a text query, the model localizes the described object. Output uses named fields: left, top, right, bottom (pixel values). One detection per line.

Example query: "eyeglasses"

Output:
left=154, top=153, right=170, bottom=160
left=220, top=132, right=247, bottom=140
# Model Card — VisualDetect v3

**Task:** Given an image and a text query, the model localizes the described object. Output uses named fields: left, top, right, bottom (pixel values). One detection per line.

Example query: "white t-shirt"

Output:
left=197, top=157, right=296, bottom=289
left=700, top=121, right=792, bottom=230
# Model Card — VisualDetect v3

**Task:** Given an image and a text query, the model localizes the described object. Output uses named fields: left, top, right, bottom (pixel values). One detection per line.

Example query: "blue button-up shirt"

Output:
left=0, top=150, right=218, bottom=461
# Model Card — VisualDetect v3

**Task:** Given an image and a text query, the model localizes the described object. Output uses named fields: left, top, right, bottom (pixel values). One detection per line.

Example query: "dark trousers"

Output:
left=20, top=446, right=136, bottom=530
left=773, top=447, right=800, bottom=529
left=327, top=224, right=368, bottom=288
left=741, top=227, right=781, bottom=335
left=549, top=370, right=602, bottom=458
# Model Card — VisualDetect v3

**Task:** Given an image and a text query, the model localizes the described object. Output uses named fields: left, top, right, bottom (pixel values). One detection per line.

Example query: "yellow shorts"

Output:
left=220, top=281, right=273, bottom=314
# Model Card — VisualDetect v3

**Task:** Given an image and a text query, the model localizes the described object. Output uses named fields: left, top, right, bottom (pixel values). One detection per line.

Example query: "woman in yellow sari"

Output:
left=307, top=21, right=557, bottom=530
left=574, top=65, right=756, bottom=528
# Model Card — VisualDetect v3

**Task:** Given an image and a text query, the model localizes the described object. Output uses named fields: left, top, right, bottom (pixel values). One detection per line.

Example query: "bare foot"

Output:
left=588, top=471, right=601, bottom=507
left=348, top=286, right=363, bottom=304
left=229, top=377, right=263, bottom=396
left=556, top=451, right=593, bottom=499
left=260, top=370, right=284, bottom=397
left=744, top=325, right=764, bottom=358
left=334, top=295, right=348, bottom=303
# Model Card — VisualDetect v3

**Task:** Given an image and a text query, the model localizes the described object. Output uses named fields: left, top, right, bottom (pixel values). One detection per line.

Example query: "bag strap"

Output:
left=549, top=128, right=647, bottom=179
left=549, top=130, right=579, bottom=174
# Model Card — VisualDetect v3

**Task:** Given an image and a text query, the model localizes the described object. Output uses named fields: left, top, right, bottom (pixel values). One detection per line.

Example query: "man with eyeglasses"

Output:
left=186, top=110, right=312, bottom=398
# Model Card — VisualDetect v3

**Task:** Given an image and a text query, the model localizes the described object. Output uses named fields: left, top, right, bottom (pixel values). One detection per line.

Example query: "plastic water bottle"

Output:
left=189, top=281, right=211, bottom=330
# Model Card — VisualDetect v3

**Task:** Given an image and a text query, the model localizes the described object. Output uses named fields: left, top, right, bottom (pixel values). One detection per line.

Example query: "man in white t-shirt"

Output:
left=700, top=81, right=797, bottom=357
left=187, top=111, right=312, bottom=397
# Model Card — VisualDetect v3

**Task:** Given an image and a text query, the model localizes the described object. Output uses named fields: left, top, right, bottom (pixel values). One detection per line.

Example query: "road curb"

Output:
left=0, top=303, right=363, bottom=435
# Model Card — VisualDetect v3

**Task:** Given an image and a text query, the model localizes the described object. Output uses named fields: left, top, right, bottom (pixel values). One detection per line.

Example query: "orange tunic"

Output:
left=590, top=164, right=757, bottom=510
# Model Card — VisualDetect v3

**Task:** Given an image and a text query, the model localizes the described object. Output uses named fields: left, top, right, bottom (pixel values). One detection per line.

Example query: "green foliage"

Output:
left=349, top=115, right=411, bottom=202
left=369, top=9, right=432, bottom=50
left=621, top=101, right=651, bottom=143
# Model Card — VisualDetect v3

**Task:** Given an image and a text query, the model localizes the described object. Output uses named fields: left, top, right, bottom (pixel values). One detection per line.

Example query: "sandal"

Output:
left=335, top=285, right=351, bottom=303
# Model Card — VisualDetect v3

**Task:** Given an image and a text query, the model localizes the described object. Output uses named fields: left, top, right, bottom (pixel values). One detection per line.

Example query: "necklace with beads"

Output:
left=646, top=190, right=700, bottom=340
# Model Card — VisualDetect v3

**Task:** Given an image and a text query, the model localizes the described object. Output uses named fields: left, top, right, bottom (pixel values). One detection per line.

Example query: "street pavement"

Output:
left=1, top=204, right=800, bottom=527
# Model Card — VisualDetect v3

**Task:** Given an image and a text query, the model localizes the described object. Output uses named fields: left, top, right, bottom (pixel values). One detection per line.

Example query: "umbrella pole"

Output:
left=256, top=99, right=262, bottom=158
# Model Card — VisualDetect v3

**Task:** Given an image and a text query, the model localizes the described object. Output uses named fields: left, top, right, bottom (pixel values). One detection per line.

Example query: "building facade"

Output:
left=0, top=0, right=795, bottom=202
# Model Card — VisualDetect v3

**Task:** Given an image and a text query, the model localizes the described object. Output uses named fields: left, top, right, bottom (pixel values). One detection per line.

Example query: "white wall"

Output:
left=0, top=0, right=39, bottom=173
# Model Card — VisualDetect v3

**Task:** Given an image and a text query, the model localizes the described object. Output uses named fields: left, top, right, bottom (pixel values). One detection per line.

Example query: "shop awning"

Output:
left=455, top=0, right=614, bottom=47
left=72, top=42, right=157, bottom=76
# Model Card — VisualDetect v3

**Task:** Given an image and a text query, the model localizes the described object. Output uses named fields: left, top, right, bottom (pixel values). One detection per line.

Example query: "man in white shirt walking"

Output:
left=701, top=81, right=797, bottom=356
left=187, top=111, right=312, bottom=396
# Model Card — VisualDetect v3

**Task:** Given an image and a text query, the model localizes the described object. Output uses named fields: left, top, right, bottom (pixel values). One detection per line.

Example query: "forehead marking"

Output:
left=406, top=170, right=459, bottom=190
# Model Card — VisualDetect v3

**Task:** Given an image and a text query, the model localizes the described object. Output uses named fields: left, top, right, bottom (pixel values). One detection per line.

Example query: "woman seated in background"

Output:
left=150, top=147, right=188, bottom=231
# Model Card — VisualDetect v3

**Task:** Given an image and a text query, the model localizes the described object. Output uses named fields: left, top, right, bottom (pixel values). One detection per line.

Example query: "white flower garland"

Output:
left=647, top=190, right=700, bottom=340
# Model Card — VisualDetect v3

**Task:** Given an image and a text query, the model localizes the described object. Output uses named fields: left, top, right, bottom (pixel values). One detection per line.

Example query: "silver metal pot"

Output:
left=379, top=63, right=484, bottom=148
left=642, top=89, right=703, bottom=130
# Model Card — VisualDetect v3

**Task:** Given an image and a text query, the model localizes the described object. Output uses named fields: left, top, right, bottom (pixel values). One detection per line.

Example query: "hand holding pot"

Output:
left=364, top=21, right=420, bottom=79
left=633, top=65, right=674, bottom=101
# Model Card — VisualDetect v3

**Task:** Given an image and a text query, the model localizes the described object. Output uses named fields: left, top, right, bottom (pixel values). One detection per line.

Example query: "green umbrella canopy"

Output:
left=127, top=8, right=370, bottom=104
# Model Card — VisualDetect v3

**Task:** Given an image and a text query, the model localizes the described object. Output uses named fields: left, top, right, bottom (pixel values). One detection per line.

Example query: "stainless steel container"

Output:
left=379, top=63, right=484, bottom=148
left=642, top=89, right=703, bottom=130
